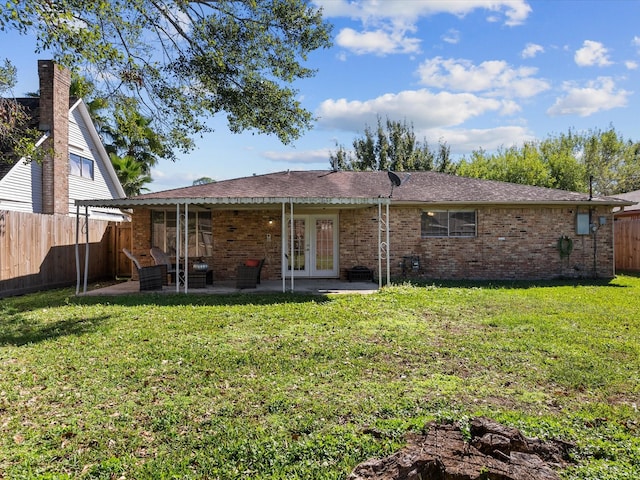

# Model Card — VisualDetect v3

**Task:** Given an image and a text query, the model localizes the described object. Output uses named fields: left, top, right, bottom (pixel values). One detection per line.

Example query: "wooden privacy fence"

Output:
left=0, top=210, right=124, bottom=297
left=615, top=218, right=640, bottom=272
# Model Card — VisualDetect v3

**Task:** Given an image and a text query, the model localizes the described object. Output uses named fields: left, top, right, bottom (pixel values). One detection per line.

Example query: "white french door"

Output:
left=286, top=215, right=338, bottom=277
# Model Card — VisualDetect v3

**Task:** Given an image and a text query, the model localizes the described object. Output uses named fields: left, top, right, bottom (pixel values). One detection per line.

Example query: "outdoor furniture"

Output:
left=123, top=248, right=164, bottom=291
left=236, top=258, right=265, bottom=289
left=346, top=266, right=374, bottom=282
left=150, top=247, right=181, bottom=285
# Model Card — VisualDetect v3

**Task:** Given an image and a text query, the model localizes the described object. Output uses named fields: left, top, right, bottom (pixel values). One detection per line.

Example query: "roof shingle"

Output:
left=133, top=170, right=630, bottom=206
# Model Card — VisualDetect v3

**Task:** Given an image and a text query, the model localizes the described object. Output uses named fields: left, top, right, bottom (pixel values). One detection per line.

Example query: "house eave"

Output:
left=75, top=196, right=393, bottom=209
left=75, top=196, right=633, bottom=209
left=393, top=199, right=635, bottom=208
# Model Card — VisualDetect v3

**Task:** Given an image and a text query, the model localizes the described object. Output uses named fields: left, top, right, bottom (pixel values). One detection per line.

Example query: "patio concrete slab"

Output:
left=80, top=279, right=380, bottom=296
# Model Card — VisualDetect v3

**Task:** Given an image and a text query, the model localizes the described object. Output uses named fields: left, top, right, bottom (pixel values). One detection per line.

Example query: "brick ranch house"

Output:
left=77, top=170, right=633, bottom=290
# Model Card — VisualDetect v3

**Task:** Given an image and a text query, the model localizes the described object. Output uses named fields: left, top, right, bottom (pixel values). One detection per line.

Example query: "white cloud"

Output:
left=316, top=1, right=531, bottom=56
left=417, top=57, right=550, bottom=98
left=547, top=77, right=630, bottom=117
left=625, top=60, right=638, bottom=70
left=521, top=43, right=544, bottom=58
left=574, top=40, right=613, bottom=67
left=315, top=89, right=506, bottom=132
left=633, top=36, right=640, bottom=48
left=313, top=0, right=531, bottom=26
left=263, top=149, right=332, bottom=164
left=424, top=126, right=535, bottom=154
left=442, top=29, right=460, bottom=44
left=335, top=27, right=421, bottom=55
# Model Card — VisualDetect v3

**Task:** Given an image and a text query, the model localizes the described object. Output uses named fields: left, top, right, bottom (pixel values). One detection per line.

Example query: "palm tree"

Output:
left=110, top=153, right=152, bottom=196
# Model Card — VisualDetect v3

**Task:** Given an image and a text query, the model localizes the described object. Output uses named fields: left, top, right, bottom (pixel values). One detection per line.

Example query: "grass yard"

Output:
left=1, top=275, right=639, bottom=479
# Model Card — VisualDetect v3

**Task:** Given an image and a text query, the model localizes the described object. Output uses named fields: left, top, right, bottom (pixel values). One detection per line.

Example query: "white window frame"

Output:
left=69, top=153, right=94, bottom=180
left=421, top=210, right=477, bottom=238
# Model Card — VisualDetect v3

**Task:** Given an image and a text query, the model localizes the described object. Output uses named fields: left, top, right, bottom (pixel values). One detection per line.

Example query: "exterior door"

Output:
left=286, top=215, right=338, bottom=277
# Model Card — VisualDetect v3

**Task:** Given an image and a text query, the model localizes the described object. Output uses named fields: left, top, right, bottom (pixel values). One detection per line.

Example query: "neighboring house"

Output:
left=0, top=60, right=126, bottom=220
left=613, top=190, right=640, bottom=220
left=77, top=169, right=633, bottom=288
left=613, top=189, right=640, bottom=271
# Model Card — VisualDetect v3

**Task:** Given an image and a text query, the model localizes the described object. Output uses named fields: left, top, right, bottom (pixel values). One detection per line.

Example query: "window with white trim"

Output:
left=69, top=153, right=94, bottom=179
left=421, top=210, right=477, bottom=237
left=152, top=210, right=213, bottom=257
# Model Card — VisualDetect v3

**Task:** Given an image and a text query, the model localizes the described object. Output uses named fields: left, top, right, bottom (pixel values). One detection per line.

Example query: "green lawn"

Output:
left=1, top=276, right=639, bottom=479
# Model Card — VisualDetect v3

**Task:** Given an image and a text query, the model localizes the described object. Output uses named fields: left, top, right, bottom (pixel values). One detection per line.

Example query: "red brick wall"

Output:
left=38, top=60, right=70, bottom=215
left=130, top=204, right=616, bottom=282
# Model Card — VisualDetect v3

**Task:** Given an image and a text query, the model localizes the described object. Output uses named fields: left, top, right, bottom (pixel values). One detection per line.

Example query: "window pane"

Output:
left=449, top=211, right=476, bottom=237
left=421, top=211, right=448, bottom=237
left=165, top=212, right=177, bottom=256
left=69, top=154, right=82, bottom=176
left=199, top=213, right=213, bottom=256
left=315, top=219, right=334, bottom=270
left=82, top=157, right=94, bottom=179
left=152, top=211, right=166, bottom=251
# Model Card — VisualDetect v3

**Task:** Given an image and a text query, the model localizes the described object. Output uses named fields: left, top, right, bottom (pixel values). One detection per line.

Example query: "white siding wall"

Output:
left=67, top=107, right=125, bottom=221
left=0, top=102, right=124, bottom=220
left=0, top=156, right=43, bottom=213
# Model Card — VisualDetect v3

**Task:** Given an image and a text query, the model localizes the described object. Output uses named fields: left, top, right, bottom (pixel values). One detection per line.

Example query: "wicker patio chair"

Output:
left=235, top=258, right=265, bottom=289
left=150, top=246, right=180, bottom=285
left=123, top=248, right=164, bottom=291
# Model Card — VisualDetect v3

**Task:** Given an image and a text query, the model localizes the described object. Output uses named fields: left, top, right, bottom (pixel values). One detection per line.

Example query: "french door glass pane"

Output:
left=315, top=219, right=334, bottom=270
left=288, top=219, right=306, bottom=271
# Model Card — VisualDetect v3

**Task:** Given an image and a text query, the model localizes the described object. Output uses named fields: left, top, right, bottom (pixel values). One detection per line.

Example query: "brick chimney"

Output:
left=38, top=60, right=71, bottom=215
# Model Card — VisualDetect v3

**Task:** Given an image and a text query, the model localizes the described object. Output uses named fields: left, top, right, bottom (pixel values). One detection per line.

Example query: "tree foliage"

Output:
left=0, top=0, right=332, bottom=154
left=0, top=59, right=46, bottom=163
left=457, top=127, right=640, bottom=195
left=329, top=116, right=453, bottom=172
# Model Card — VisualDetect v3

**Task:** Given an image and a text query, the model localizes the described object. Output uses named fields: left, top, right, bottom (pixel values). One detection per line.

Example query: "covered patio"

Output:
left=74, top=193, right=392, bottom=295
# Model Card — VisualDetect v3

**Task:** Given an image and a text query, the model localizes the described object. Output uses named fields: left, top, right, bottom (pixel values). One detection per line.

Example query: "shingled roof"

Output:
left=77, top=170, right=633, bottom=208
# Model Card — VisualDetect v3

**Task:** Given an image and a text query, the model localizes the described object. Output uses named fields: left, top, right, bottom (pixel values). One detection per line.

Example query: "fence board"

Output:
left=0, top=210, right=122, bottom=297
left=615, top=218, right=640, bottom=272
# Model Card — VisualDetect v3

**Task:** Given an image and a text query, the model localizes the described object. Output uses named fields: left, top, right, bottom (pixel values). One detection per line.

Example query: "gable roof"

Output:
left=76, top=170, right=633, bottom=209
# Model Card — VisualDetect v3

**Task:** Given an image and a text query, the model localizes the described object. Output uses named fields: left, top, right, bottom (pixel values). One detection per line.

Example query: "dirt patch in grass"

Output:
left=349, top=417, right=573, bottom=480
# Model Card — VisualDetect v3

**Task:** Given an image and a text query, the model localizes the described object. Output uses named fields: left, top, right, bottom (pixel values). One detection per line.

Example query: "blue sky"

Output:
left=3, top=0, right=640, bottom=192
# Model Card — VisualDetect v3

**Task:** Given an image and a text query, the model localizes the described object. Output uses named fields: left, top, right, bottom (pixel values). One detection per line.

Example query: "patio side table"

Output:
left=188, top=271, right=207, bottom=289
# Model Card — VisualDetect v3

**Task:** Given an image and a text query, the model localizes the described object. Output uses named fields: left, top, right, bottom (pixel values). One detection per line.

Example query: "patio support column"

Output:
left=184, top=203, right=189, bottom=293
left=377, top=200, right=390, bottom=288
left=281, top=201, right=286, bottom=293
left=75, top=205, right=81, bottom=295
left=84, top=205, right=89, bottom=294
left=175, top=203, right=181, bottom=293
left=289, top=198, right=295, bottom=292
left=386, top=202, right=390, bottom=286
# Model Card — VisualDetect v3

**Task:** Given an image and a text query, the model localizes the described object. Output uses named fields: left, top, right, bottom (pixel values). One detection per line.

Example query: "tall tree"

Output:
left=0, top=0, right=332, bottom=155
left=0, top=59, right=45, bottom=163
left=109, top=153, right=152, bottom=197
left=329, top=116, right=449, bottom=172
